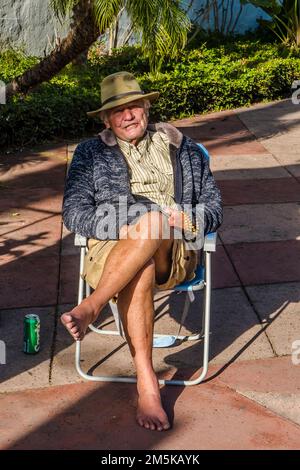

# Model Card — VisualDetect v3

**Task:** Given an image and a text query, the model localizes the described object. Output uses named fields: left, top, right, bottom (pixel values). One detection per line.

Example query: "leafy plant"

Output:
left=245, top=0, right=300, bottom=48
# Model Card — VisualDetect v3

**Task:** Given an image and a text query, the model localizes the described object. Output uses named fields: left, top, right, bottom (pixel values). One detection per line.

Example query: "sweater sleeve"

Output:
left=63, top=141, right=129, bottom=240
left=190, top=141, right=223, bottom=235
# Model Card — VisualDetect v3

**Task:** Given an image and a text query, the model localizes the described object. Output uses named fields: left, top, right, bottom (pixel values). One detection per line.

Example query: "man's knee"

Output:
left=138, top=257, right=156, bottom=282
left=121, top=258, right=155, bottom=295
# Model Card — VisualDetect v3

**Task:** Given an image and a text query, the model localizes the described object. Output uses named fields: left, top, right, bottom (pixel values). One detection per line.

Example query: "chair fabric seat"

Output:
left=174, top=264, right=205, bottom=291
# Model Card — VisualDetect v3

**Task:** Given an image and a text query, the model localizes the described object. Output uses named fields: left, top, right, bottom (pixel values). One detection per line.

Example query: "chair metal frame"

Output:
left=74, top=144, right=217, bottom=386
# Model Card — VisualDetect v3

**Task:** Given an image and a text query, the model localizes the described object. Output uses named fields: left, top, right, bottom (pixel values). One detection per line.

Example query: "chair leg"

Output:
left=200, top=250, right=212, bottom=381
left=109, top=299, right=124, bottom=337
left=78, top=246, right=86, bottom=304
left=86, top=281, right=91, bottom=298
left=178, top=290, right=203, bottom=342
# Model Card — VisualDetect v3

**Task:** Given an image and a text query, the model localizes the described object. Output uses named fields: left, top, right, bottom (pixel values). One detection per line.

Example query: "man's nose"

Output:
left=122, top=108, right=134, bottom=120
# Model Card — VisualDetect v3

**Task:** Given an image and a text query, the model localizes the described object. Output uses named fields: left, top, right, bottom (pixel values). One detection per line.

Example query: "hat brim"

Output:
left=86, top=91, right=159, bottom=118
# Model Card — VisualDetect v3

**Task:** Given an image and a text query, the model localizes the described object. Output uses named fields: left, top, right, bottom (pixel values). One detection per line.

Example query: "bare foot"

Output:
left=136, top=375, right=170, bottom=431
left=137, top=392, right=170, bottom=432
left=61, top=297, right=100, bottom=341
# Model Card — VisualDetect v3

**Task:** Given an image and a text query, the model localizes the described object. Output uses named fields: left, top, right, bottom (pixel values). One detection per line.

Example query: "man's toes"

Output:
left=149, top=422, right=156, bottom=431
left=70, top=324, right=79, bottom=334
left=71, top=328, right=81, bottom=340
left=65, top=321, right=76, bottom=331
left=162, top=421, right=170, bottom=430
left=61, top=313, right=72, bottom=325
left=139, top=418, right=151, bottom=430
left=156, top=422, right=163, bottom=431
left=151, top=418, right=162, bottom=431
left=69, top=331, right=79, bottom=340
left=137, top=418, right=144, bottom=428
left=61, top=316, right=78, bottom=332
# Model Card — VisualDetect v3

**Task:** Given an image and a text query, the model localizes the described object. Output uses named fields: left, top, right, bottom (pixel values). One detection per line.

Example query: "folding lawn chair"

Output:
left=74, top=144, right=217, bottom=386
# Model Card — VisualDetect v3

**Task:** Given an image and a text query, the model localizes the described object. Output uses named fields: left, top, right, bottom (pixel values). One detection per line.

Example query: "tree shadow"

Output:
left=0, top=231, right=50, bottom=258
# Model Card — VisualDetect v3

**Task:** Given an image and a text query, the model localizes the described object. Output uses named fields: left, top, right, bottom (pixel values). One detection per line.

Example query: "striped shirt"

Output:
left=117, top=131, right=178, bottom=210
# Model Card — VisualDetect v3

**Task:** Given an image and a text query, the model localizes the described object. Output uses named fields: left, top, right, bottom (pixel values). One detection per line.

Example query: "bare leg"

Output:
left=153, top=234, right=174, bottom=285
left=117, top=258, right=170, bottom=431
left=61, top=211, right=172, bottom=340
left=62, top=211, right=173, bottom=431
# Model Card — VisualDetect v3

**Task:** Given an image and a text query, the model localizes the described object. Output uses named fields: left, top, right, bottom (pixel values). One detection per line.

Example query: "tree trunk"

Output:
left=6, top=1, right=100, bottom=99
left=113, top=17, right=119, bottom=49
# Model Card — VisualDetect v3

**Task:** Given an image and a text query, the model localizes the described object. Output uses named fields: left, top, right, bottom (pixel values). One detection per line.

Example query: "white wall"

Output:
left=0, top=0, right=70, bottom=56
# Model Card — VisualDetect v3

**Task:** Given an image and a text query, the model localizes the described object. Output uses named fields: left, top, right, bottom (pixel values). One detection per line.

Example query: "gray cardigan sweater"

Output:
left=63, top=122, right=223, bottom=240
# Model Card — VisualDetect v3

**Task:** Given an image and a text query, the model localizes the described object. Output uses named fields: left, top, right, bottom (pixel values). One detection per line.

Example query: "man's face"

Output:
left=104, top=99, right=149, bottom=145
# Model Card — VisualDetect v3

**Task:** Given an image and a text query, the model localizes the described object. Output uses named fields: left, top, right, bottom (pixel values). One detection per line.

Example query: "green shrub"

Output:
left=0, top=40, right=300, bottom=150
left=0, top=85, right=101, bottom=148
left=0, top=49, right=38, bottom=82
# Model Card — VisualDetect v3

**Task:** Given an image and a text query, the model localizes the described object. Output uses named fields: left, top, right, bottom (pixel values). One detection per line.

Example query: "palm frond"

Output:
left=126, top=0, right=191, bottom=70
left=92, top=0, right=124, bottom=31
left=50, top=0, right=80, bottom=19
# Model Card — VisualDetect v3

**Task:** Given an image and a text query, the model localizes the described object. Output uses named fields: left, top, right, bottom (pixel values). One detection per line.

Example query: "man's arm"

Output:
left=195, top=144, right=223, bottom=234
left=63, top=141, right=126, bottom=240
left=180, top=139, right=222, bottom=236
left=63, top=141, right=104, bottom=239
left=63, top=140, right=157, bottom=240
left=153, top=139, right=222, bottom=241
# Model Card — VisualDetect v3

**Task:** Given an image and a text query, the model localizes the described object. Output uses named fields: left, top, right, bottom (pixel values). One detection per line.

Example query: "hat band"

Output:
left=102, top=90, right=145, bottom=107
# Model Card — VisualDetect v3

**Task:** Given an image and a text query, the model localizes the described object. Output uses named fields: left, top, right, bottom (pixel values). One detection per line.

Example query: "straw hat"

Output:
left=87, top=71, right=159, bottom=117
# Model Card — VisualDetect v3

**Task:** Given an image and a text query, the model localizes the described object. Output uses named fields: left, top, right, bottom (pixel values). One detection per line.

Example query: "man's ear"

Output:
left=100, top=111, right=110, bottom=128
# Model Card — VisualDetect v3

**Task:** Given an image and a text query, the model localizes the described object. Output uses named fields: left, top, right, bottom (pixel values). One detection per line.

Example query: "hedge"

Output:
left=0, top=40, right=299, bottom=149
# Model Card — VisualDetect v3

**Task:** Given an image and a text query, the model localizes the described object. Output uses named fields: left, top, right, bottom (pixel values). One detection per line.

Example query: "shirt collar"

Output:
left=116, top=131, right=150, bottom=157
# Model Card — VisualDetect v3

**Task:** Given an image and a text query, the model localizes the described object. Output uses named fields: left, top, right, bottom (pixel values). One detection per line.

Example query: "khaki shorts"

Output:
left=82, top=238, right=198, bottom=291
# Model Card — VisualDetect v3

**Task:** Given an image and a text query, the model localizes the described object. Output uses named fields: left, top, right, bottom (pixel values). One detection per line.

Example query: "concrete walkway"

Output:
left=0, top=99, right=299, bottom=449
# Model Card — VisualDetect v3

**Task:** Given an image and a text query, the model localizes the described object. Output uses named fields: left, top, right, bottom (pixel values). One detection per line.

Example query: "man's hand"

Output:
left=163, top=207, right=185, bottom=230
left=163, top=207, right=196, bottom=234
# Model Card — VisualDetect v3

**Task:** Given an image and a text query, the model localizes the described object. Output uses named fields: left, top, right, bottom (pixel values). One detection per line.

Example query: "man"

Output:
left=61, top=71, right=222, bottom=432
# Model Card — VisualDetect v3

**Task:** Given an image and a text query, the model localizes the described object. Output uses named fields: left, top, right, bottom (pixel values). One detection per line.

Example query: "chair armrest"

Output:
left=74, top=233, right=88, bottom=247
left=203, top=232, right=217, bottom=252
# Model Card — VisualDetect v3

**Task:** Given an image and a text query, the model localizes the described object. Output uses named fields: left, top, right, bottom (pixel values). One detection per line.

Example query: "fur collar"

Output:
left=98, top=122, right=183, bottom=149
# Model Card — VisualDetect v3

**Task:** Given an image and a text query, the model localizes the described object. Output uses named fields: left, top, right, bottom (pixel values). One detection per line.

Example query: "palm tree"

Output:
left=5, top=0, right=190, bottom=99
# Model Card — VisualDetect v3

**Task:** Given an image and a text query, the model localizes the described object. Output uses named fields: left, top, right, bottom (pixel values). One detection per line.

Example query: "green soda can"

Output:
left=23, top=314, right=40, bottom=354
